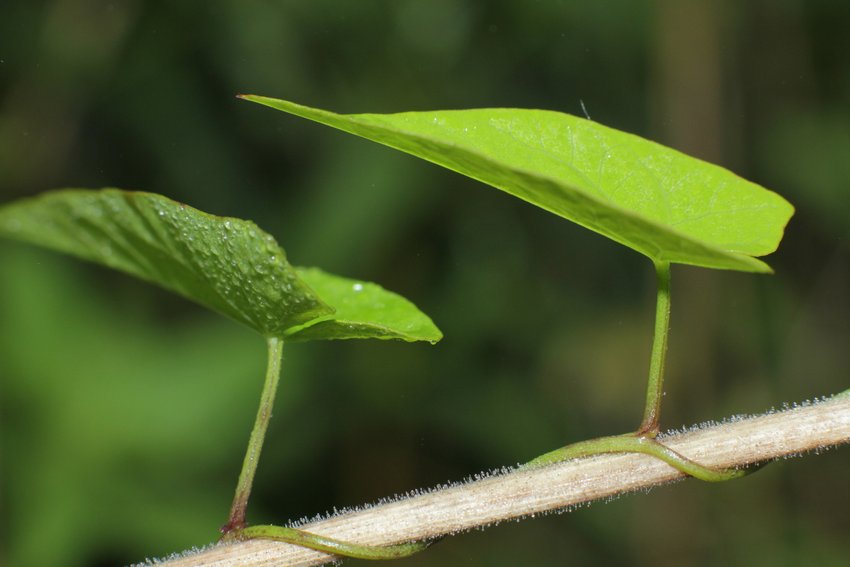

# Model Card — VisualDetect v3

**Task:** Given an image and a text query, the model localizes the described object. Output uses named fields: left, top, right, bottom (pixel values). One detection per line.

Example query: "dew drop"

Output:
left=352, top=283, right=364, bottom=292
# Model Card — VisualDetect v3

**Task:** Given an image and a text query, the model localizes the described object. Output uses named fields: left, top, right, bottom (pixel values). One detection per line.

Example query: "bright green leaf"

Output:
left=242, top=96, right=794, bottom=273
left=0, top=189, right=442, bottom=344
left=0, top=188, right=332, bottom=336
left=286, top=267, right=442, bottom=343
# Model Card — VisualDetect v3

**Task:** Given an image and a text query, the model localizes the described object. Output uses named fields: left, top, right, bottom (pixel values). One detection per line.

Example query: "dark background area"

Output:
left=1, top=1, right=848, bottom=566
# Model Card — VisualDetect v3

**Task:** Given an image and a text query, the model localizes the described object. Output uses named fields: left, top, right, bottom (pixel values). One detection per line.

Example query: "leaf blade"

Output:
left=0, top=188, right=332, bottom=336
left=242, top=96, right=794, bottom=273
left=286, top=267, right=442, bottom=343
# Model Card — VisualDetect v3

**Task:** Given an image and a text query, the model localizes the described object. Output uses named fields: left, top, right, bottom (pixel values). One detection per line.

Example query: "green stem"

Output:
left=222, top=337, right=284, bottom=533
left=222, top=525, right=435, bottom=560
left=219, top=337, right=434, bottom=559
left=524, top=433, right=750, bottom=481
left=639, top=261, right=672, bottom=435
left=525, top=260, right=758, bottom=482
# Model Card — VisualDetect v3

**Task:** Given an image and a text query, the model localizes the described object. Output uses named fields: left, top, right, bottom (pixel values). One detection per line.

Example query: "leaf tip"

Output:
left=741, top=257, right=776, bottom=275
left=236, top=94, right=267, bottom=104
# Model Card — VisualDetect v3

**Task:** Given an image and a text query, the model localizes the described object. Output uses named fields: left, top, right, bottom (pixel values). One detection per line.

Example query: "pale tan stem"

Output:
left=146, top=394, right=850, bottom=567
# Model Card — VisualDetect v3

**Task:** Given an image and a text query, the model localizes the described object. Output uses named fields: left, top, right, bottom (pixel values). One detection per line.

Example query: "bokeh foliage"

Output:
left=1, top=1, right=848, bottom=566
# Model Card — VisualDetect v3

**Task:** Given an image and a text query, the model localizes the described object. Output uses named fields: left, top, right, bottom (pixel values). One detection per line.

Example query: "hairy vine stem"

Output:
left=147, top=393, right=850, bottom=567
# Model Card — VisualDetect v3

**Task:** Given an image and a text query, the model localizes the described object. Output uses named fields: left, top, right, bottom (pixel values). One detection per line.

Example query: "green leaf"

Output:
left=241, top=96, right=794, bottom=273
left=286, top=267, right=442, bottom=343
left=0, top=189, right=442, bottom=344
left=0, top=188, right=331, bottom=336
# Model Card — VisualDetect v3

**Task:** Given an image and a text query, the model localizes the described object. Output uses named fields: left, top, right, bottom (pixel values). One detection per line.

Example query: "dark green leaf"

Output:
left=0, top=189, right=332, bottom=336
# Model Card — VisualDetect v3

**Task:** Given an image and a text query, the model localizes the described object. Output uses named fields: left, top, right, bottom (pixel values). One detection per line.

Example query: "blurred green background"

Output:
left=1, top=1, right=848, bottom=566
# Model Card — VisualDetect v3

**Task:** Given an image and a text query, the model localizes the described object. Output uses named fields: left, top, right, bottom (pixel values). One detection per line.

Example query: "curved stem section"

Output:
left=640, top=261, right=672, bottom=435
left=218, top=340, right=433, bottom=560
left=224, top=525, right=434, bottom=560
left=222, top=337, right=285, bottom=533
left=524, top=433, right=751, bottom=481
left=526, top=261, right=750, bottom=481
